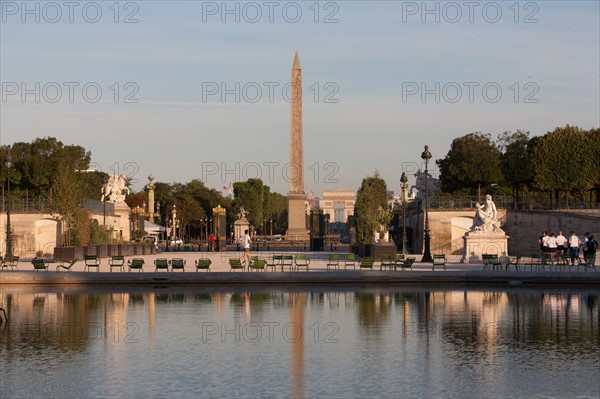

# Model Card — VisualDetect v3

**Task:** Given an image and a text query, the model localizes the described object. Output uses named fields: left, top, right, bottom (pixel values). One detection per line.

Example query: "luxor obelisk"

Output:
left=286, top=51, right=309, bottom=241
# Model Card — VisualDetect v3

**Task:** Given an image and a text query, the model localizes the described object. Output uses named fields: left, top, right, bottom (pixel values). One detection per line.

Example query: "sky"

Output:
left=1, top=0, right=599, bottom=197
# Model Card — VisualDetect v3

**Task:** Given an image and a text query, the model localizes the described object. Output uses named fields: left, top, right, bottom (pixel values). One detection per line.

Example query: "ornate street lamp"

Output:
left=400, top=172, right=409, bottom=255
left=5, top=152, right=13, bottom=261
left=421, top=145, right=433, bottom=262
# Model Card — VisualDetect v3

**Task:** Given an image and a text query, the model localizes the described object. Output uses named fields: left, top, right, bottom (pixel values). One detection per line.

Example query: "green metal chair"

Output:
left=249, top=259, right=266, bottom=272
left=31, top=258, right=49, bottom=272
left=432, top=254, right=446, bottom=271
left=396, top=257, right=416, bottom=271
left=128, top=258, right=145, bottom=272
left=344, top=254, right=356, bottom=270
left=154, top=258, right=169, bottom=272
left=380, top=254, right=396, bottom=271
left=294, top=254, right=310, bottom=271
left=56, top=258, right=79, bottom=272
left=195, top=259, right=212, bottom=272
left=359, top=256, right=374, bottom=270
left=84, top=255, right=101, bottom=272
left=229, top=258, right=245, bottom=272
left=171, top=258, right=186, bottom=272
left=326, top=254, right=340, bottom=270
left=108, top=256, right=125, bottom=272
left=266, top=255, right=282, bottom=272
left=281, top=255, right=294, bottom=272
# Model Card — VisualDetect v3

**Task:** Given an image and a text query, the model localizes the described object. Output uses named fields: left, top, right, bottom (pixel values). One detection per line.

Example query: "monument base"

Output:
left=461, top=232, right=509, bottom=263
left=286, top=192, right=309, bottom=241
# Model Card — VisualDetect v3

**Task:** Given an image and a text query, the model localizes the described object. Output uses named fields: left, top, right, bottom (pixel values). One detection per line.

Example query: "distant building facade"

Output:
left=319, top=189, right=356, bottom=223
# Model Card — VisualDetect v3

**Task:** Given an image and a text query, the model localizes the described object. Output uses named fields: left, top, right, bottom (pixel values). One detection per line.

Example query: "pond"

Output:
left=0, top=285, right=598, bottom=398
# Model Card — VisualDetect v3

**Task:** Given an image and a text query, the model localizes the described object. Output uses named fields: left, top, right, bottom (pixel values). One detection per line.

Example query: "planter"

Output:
left=84, top=246, right=97, bottom=257
left=96, top=245, right=108, bottom=258
left=134, top=244, right=143, bottom=255
left=119, top=244, right=134, bottom=256
left=54, top=246, right=85, bottom=262
left=108, top=245, right=119, bottom=256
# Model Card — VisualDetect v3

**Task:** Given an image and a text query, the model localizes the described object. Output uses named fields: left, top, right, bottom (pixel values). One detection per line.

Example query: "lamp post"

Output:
left=4, top=152, right=13, bottom=261
left=263, top=218, right=266, bottom=240
left=400, top=172, right=409, bottom=255
left=171, top=204, right=177, bottom=241
left=270, top=219, right=273, bottom=237
left=421, top=145, right=433, bottom=262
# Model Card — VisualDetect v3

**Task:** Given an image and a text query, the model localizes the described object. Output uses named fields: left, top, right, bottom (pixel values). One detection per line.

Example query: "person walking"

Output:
left=585, top=234, right=598, bottom=268
left=568, top=231, right=580, bottom=266
left=209, top=233, right=215, bottom=252
left=240, top=229, right=252, bottom=266
left=581, top=232, right=590, bottom=265
left=556, top=231, right=567, bottom=254
left=547, top=232, right=558, bottom=265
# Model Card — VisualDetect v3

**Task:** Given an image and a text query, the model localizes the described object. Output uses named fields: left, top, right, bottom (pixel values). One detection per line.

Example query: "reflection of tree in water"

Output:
left=442, top=290, right=600, bottom=358
left=356, top=293, right=392, bottom=334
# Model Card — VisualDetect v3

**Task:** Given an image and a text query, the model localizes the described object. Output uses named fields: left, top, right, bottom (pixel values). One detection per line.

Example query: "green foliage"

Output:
left=497, top=130, right=533, bottom=201
left=531, top=125, right=592, bottom=195
left=2, top=137, right=90, bottom=199
left=354, top=175, right=388, bottom=244
left=70, top=209, right=91, bottom=246
left=231, top=179, right=288, bottom=234
left=437, top=132, right=503, bottom=195
left=90, top=220, right=112, bottom=244
left=50, top=162, right=85, bottom=246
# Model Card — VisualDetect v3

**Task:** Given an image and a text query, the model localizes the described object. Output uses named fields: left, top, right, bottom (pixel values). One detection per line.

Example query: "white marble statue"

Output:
left=237, top=206, right=249, bottom=221
left=470, top=194, right=503, bottom=233
left=101, top=173, right=130, bottom=203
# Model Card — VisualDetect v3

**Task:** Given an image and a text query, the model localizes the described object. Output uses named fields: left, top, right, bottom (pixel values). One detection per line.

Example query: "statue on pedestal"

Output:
left=470, top=194, right=503, bottom=233
left=101, top=173, right=130, bottom=203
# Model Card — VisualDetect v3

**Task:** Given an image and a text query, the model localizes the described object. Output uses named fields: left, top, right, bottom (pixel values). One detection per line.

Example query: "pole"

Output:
left=421, top=145, right=433, bottom=262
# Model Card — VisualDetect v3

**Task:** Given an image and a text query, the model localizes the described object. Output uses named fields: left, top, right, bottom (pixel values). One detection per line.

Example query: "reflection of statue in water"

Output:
left=101, top=173, right=130, bottom=203
left=471, top=194, right=503, bottom=233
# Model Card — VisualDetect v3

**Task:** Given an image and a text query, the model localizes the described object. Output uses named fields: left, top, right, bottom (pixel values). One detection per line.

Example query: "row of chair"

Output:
left=0, top=256, right=20, bottom=271
left=226, top=254, right=442, bottom=272
left=482, top=253, right=597, bottom=271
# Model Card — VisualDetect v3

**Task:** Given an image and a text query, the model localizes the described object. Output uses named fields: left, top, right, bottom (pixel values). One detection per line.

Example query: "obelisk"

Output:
left=286, top=51, right=309, bottom=241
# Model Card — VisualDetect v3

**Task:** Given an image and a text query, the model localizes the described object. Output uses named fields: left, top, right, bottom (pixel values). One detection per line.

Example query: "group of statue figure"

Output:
left=470, top=194, right=504, bottom=234
left=100, top=173, right=130, bottom=203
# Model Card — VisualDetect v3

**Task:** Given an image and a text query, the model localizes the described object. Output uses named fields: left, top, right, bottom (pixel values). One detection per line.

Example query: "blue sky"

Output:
left=1, top=0, right=599, bottom=196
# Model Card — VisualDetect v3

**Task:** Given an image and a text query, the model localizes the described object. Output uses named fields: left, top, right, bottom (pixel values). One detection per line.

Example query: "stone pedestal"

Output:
left=286, top=192, right=309, bottom=241
left=462, top=232, right=509, bottom=263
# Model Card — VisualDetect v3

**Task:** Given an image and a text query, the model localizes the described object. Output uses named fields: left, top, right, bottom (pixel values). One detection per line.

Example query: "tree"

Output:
left=232, top=179, right=270, bottom=229
left=50, top=162, right=84, bottom=246
left=497, top=130, right=533, bottom=206
left=531, top=125, right=593, bottom=206
left=437, top=132, right=503, bottom=197
left=8, top=137, right=90, bottom=199
left=354, top=174, right=388, bottom=244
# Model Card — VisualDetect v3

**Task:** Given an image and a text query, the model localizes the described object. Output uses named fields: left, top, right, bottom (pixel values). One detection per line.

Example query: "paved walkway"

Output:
left=1, top=251, right=598, bottom=285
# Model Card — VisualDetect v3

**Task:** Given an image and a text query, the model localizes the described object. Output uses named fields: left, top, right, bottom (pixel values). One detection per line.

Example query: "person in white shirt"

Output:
left=569, top=231, right=580, bottom=265
left=556, top=231, right=567, bottom=254
left=546, top=232, right=558, bottom=264
left=240, top=229, right=252, bottom=265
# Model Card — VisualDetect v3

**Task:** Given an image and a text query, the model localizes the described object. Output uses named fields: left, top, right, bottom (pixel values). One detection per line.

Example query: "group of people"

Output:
left=539, top=231, right=598, bottom=266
